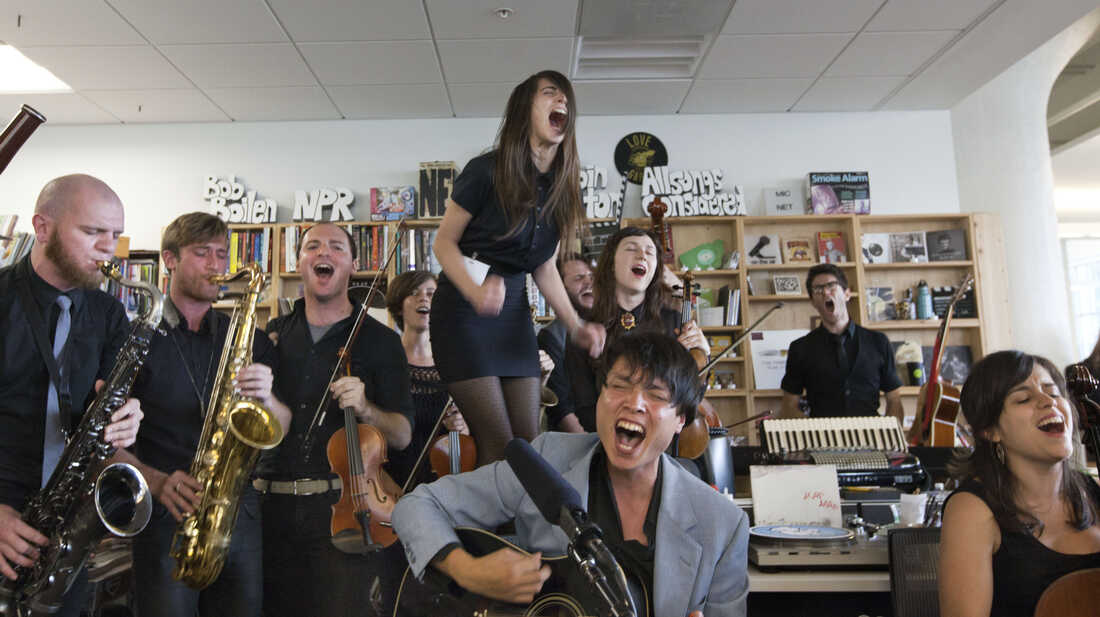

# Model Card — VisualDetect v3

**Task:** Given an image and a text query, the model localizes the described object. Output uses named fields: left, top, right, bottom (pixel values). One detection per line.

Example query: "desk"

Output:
left=749, top=565, right=891, bottom=593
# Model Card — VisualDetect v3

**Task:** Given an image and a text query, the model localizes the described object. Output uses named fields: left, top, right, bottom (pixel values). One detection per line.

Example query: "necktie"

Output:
left=42, top=294, right=72, bottom=487
left=835, top=333, right=848, bottom=372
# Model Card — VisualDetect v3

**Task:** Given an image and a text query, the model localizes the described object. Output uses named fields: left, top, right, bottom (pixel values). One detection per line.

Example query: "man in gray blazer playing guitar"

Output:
left=394, top=332, right=749, bottom=617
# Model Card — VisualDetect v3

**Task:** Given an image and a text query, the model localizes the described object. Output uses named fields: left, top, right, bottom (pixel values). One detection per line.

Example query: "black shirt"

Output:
left=587, top=446, right=661, bottom=613
left=450, top=152, right=560, bottom=276
left=258, top=298, right=415, bottom=480
left=0, top=256, right=129, bottom=508
left=130, top=298, right=278, bottom=475
left=537, top=320, right=570, bottom=429
left=947, top=475, right=1100, bottom=617
left=781, top=321, right=902, bottom=417
left=561, top=307, right=679, bottom=432
left=387, top=363, right=450, bottom=489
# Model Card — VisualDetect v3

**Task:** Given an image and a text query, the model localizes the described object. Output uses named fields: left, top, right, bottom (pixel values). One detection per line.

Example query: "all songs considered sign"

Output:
left=641, top=165, right=744, bottom=217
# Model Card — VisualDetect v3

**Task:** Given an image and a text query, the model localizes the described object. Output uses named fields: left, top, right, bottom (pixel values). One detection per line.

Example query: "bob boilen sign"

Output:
left=641, top=166, right=745, bottom=217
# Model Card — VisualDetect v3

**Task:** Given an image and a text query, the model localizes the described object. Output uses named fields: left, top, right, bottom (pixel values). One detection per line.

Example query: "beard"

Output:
left=45, top=229, right=103, bottom=289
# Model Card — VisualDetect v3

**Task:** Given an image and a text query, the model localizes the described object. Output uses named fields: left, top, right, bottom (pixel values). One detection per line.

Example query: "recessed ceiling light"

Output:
left=0, top=45, right=71, bottom=94
left=494, top=7, right=514, bottom=20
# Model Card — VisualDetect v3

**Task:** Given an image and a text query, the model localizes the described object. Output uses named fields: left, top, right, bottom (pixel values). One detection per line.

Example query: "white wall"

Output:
left=0, top=111, right=959, bottom=250
left=951, top=6, right=1100, bottom=368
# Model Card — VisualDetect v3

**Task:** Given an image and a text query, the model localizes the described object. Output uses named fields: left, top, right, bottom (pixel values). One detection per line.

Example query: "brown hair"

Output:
left=299, top=223, right=357, bottom=261
left=162, top=212, right=228, bottom=258
left=386, top=270, right=436, bottom=331
left=492, top=70, right=582, bottom=255
left=951, top=350, right=1096, bottom=536
left=805, top=263, right=849, bottom=297
left=590, top=227, right=668, bottom=334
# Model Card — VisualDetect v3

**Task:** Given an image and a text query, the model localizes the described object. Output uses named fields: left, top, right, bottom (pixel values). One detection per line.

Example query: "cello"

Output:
left=300, top=221, right=408, bottom=554
left=909, top=273, right=973, bottom=447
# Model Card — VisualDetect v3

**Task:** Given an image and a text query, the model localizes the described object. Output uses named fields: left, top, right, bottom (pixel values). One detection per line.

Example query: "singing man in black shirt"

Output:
left=113, top=212, right=290, bottom=617
left=0, top=174, right=144, bottom=615
left=258, top=222, right=414, bottom=617
left=780, top=264, right=903, bottom=421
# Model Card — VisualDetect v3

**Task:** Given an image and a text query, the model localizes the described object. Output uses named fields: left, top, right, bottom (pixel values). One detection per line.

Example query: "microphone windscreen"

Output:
left=504, top=439, right=583, bottom=526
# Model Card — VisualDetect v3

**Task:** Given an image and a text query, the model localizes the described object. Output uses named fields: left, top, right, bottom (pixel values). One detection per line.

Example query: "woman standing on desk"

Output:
left=431, top=70, right=605, bottom=466
left=939, top=351, right=1100, bottom=617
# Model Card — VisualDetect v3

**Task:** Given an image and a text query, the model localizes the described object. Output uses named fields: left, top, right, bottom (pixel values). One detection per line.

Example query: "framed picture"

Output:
left=772, top=274, right=802, bottom=296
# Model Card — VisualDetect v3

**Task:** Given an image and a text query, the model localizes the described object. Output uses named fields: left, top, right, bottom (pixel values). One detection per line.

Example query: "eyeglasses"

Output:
left=810, top=280, right=842, bottom=296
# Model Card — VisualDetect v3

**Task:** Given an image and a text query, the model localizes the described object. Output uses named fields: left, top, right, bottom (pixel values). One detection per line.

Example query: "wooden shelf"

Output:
left=677, top=269, right=740, bottom=276
left=864, top=318, right=980, bottom=330
left=747, top=262, right=856, bottom=270
left=898, top=386, right=922, bottom=396
left=706, top=390, right=748, bottom=398
left=702, top=326, right=743, bottom=333
left=748, top=293, right=860, bottom=301
left=751, top=389, right=785, bottom=397
left=863, top=261, right=972, bottom=270
left=713, top=356, right=744, bottom=363
left=405, top=219, right=442, bottom=228
left=280, top=270, right=383, bottom=278
left=214, top=299, right=276, bottom=310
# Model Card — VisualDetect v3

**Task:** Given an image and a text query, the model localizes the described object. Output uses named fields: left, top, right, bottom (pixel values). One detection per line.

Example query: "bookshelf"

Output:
left=219, top=213, right=991, bottom=444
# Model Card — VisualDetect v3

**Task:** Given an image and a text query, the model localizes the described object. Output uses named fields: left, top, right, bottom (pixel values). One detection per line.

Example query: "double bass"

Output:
left=909, top=273, right=974, bottom=447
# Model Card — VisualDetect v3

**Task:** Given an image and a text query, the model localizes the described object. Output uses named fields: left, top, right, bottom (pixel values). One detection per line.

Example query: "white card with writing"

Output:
left=749, top=465, right=843, bottom=528
left=463, top=255, right=490, bottom=286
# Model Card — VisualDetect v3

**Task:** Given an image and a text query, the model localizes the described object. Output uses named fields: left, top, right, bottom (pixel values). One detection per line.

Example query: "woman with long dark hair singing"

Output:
left=430, top=70, right=604, bottom=465
left=939, top=351, right=1100, bottom=617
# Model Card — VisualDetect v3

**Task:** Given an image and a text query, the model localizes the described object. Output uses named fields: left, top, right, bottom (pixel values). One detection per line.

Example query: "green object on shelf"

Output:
left=679, top=239, right=725, bottom=270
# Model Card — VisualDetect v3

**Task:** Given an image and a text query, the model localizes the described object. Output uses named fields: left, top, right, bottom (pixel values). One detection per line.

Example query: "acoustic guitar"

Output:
left=1033, top=568, right=1100, bottom=617
left=910, top=273, right=974, bottom=447
left=393, top=527, right=650, bottom=617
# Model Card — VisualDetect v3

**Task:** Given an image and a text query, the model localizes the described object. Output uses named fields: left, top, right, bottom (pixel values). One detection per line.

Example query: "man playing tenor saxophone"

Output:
left=113, top=212, right=291, bottom=617
left=0, top=175, right=144, bottom=615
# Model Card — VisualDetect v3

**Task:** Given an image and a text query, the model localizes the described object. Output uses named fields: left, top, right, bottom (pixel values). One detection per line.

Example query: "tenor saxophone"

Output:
left=0, top=262, right=158, bottom=617
left=170, top=262, right=284, bottom=589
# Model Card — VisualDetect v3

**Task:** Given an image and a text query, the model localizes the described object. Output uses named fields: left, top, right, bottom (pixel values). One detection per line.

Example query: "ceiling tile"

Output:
left=0, top=1, right=144, bottom=46
left=699, top=34, right=852, bottom=79
left=867, top=0, right=999, bottom=32
left=82, top=89, right=229, bottom=123
left=723, top=0, right=884, bottom=34
left=447, top=83, right=514, bottom=117
left=105, top=0, right=286, bottom=44
left=299, top=41, right=441, bottom=85
left=580, top=0, right=733, bottom=37
left=204, top=87, right=340, bottom=121
left=0, top=93, right=117, bottom=124
left=681, top=78, right=814, bottom=112
left=793, top=76, right=906, bottom=111
left=426, top=0, right=578, bottom=39
left=437, top=38, right=573, bottom=84
left=267, top=0, right=429, bottom=41
left=826, top=30, right=958, bottom=77
left=19, top=46, right=191, bottom=90
left=161, top=43, right=316, bottom=88
left=573, top=80, right=691, bottom=114
left=327, top=84, right=451, bottom=118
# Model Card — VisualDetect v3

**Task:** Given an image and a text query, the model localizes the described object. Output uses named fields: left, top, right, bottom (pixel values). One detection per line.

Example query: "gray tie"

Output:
left=42, top=294, right=72, bottom=487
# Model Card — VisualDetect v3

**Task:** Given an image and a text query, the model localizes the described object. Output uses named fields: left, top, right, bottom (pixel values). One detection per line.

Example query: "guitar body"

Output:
left=915, top=380, right=962, bottom=446
left=1033, top=568, right=1100, bottom=617
left=393, top=527, right=650, bottom=617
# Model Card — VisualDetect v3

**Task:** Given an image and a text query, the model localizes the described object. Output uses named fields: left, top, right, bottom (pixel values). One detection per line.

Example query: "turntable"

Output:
left=748, top=524, right=889, bottom=570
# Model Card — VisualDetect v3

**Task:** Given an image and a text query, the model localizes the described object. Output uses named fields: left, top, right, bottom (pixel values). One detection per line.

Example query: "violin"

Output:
left=1066, top=362, right=1100, bottom=463
left=327, top=359, right=400, bottom=554
left=428, top=404, right=477, bottom=478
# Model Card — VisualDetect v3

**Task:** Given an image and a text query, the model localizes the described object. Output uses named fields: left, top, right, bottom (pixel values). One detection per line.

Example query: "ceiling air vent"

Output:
left=573, top=36, right=708, bottom=80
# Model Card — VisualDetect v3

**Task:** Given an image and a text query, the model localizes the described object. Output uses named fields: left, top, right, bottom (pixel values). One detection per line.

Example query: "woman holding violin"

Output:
left=257, top=222, right=416, bottom=617
left=939, top=350, right=1100, bottom=617
left=557, top=226, right=710, bottom=433
left=384, top=270, right=472, bottom=488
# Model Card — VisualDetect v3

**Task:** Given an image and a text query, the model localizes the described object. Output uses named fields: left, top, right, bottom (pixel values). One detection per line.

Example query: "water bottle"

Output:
left=916, top=280, right=933, bottom=319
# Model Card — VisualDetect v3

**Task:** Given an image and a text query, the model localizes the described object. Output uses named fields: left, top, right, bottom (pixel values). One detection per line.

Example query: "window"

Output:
left=1063, top=237, right=1100, bottom=359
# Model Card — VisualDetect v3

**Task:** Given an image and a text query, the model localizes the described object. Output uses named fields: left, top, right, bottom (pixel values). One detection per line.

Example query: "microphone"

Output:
left=504, top=439, right=636, bottom=617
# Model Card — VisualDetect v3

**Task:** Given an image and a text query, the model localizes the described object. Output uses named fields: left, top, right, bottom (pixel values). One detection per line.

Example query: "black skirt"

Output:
left=430, top=272, right=539, bottom=382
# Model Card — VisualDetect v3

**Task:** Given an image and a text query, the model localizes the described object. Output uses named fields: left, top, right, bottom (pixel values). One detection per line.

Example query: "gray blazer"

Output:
left=393, top=432, right=749, bottom=617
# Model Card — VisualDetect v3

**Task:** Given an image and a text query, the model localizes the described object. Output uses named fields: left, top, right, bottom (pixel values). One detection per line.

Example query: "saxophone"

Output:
left=0, top=262, right=158, bottom=617
left=170, top=262, right=284, bottom=589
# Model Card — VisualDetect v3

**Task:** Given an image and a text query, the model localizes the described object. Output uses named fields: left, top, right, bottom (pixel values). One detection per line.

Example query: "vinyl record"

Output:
left=614, top=132, right=668, bottom=185
left=750, top=525, right=853, bottom=542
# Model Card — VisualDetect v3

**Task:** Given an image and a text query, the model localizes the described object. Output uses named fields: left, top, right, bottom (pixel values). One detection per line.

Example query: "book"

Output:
left=932, top=286, right=977, bottom=319
left=745, top=234, right=781, bottom=265
left=783, top=237, right=814, bottom=264
left=925, top=229, right=967, bottom=262
left=861, top=233, right=891, bottom=264
left=865, top=286, right=896, bottom=321
left=763, top=186, right=800, bottom=216
left=718, top=285, right=741, bottom=326
left=806, top=172, right=870, bottom=215
left=922, top=345, right=973, bottom=386
left=889, top=232, right=928, bottom=263
left=370, top=186, right=416, bottom=222
left=816, top=231, right=847, bottom=264
left=750, top=329, right=808, bottom=390
left=678, top=239, right=725, bottom=270
left=583, top=220, right=618, bottom=264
